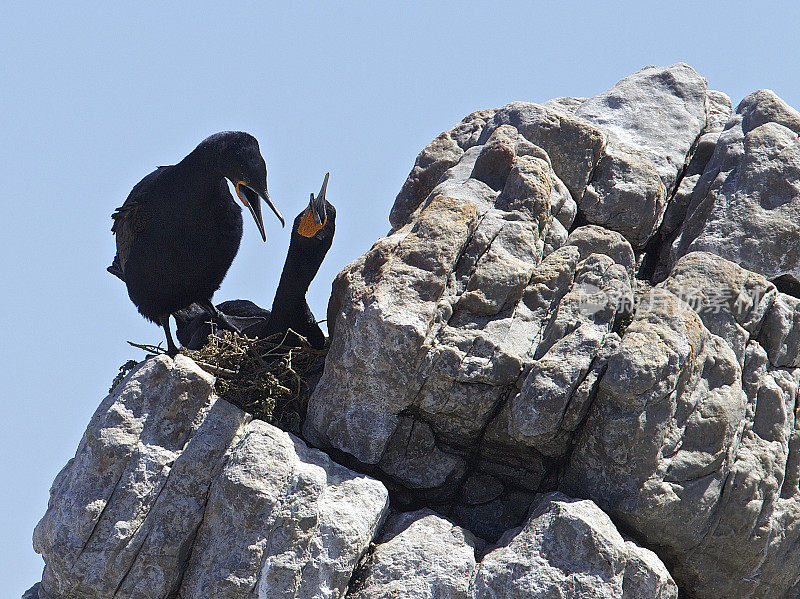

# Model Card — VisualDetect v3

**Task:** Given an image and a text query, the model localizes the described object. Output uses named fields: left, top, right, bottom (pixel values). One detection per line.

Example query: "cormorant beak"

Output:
left=298, top=172, right=330, bottom=238
left=236, top=181, right=285, bottom=242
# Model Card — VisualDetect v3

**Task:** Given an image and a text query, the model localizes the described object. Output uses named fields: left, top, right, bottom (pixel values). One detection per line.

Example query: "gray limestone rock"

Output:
left=33, top=355, right=246, bottom=599
left=469, top=493, right=677, bottom=598
left=308, top=135, right=634, bottom=502
left=576, top=64, right=708, bottom=196
left=654, top=90, right=733, bottom=279
left=391, top=109, right=496, bottom=229
left=348, top=510, right=478, bottom=599
left=579, top=141, right=667, bottom=248
left=566, top=224, right=637, bottom=281
left=32, top=354, right=389, bottom=599
left=543, top=96, right=587, bottom=114
left=758, top=292, right=800, bottom=368
left=22, top=584, right=40, bottom=599
left=660, top=251, right=776, bottom=365
left=306, top=195, right=483, bottom=466
left=308, top=120, right=581, bottom=489
left=477, top=101, right=606, bottom=200
left=672, top=89, right=800, bottom=280
left=181, top=420, right=389, bottom=599
left=566, top=252, right=800, bottom=597
left=564, top=287, right=746, bottom=546
left=575, top=63, right=709, bottom=247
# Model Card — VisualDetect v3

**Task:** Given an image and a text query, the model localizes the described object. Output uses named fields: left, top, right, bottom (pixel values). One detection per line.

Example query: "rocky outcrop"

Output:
left=29, top=355, right=673, bottom=599
left=32, top=355, right=389, bottom=599
left=574, top=63, right=708, bottom=248
left=29, top=64, right=800, bottom=598
left=304, top=64, right=800, bottom=597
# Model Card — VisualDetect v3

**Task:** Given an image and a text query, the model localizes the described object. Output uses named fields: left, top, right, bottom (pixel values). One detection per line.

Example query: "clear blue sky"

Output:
left=3, top=2, right=799, bottom=594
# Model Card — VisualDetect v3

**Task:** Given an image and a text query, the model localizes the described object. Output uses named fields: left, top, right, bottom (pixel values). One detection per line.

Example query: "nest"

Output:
left=119, top=330, right=327, bottom=434
left=183, top=330, right=327, bottom=433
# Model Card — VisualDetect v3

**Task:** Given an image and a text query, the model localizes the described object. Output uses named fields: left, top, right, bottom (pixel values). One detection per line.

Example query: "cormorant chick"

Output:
left=108, top=131, right=284, bottom=355
left=175, top=173, right=335, bottom=350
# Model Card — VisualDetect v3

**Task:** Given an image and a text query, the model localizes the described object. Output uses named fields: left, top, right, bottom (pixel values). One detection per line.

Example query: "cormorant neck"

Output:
left=271, top=260, right=315, bottom=306
left=270, top=238, right=327, bottom=313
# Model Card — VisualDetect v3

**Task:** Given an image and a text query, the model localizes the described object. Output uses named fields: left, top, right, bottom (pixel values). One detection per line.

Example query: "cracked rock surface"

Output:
left=305, top=63, right=800, bottom=597
left=32, top=355, right=389, bottom=599
left=471, top=493, right=677, bottom=599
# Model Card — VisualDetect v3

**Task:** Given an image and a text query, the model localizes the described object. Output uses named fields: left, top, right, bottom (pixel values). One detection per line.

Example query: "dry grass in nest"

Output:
left=120, top=330, right=327, bottom=434
left=182, top=330, right=327, bottom=433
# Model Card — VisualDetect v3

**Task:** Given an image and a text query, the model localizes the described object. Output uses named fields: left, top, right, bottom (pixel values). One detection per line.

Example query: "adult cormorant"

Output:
left=108, top=131, right=284, bottom=355
left=175, top=173, right=335, bottom=351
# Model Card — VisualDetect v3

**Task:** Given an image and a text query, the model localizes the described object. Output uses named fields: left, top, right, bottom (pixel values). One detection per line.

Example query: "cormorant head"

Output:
left=201, top=131, right=285, bottom=241
left=296, top=172, right=334, bottom=242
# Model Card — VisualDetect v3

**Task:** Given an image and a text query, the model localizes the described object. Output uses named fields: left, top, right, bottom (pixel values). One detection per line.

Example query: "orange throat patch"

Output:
left=298, top=208, right=326, bottom=237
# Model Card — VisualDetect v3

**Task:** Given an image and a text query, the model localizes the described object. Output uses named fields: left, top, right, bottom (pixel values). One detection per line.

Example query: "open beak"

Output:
left=237, top=182, right=285, bottom=242
left=311, top=172, right=329, bottom=225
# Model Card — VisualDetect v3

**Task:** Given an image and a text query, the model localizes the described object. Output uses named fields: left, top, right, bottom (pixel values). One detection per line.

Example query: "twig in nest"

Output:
left=127, top=341, right=167, bottom=354
left=192, top=361, right=239, bottom=378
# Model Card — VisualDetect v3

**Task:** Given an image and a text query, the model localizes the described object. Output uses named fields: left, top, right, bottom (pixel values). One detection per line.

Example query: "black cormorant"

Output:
left=108, top=131, right=284, bottom=355
left=175, top=173, right=335, bottom=350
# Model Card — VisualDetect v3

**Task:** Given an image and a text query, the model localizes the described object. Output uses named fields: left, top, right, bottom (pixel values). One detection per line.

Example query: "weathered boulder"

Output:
left=392, top=63, right=711, bottom=254
left=574, top=63, right=708, bottom=247
left=576, top=64, right=708, bottom=198
left=671, top=89, right=800, bottom=281
left=309, top=69, right=800, bottom=596
left=309, top=120, right=588, bottom=486
left=33, top=355, right=245, bottom=599
left=390, top=100, right=605, bottom=232
left=470, top=493, right=677, bottom=599
left=311, top=119, right=641, bottom=545
left=306, top=195, right=633, bottom=511
left=759, top=291, right=800, bottom=368
left=543, top=96, right=587, bottom=114
left=563, top=283, right=747, bottom=593
left=32, top=355, right=389, bottom=599
left=349, top=496, right=677, bottom=599
left=22, top=584, right=40, bottom=599
left=348, top=509, right=479, bottom=599
left=660, top=251, right=776, bottom=365
left=476, top=102, right=606, bottom=201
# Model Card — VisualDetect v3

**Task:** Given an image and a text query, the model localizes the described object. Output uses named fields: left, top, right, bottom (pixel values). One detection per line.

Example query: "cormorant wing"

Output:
left=109, top=167, right=167, bottom=274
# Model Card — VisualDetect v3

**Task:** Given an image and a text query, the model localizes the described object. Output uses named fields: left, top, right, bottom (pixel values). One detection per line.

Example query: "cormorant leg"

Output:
left=197, top=299, right=242, bottom=333
left=159, top=315, right=179, bottom=357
